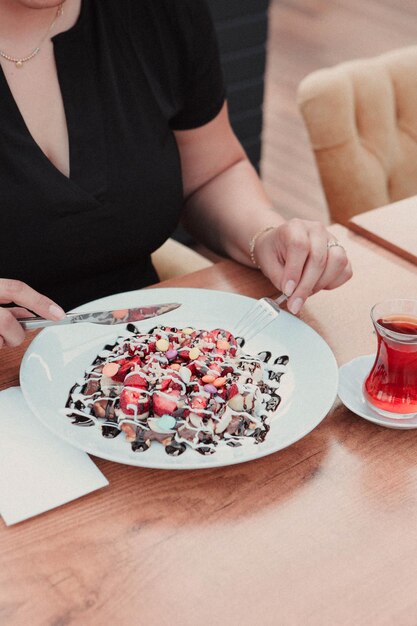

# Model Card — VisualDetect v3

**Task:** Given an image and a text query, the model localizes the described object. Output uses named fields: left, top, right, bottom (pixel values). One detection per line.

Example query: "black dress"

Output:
left=0, top=0, right=225, bottom=310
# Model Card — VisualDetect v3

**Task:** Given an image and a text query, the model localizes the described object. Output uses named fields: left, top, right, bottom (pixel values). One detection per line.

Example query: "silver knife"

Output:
left=17, top=302, right=181, bottom=330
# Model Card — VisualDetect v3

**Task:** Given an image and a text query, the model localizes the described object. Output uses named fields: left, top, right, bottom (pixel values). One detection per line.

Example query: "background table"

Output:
left=1, top=224, right=416, bottom=626
left=348, top=196, right=417, bottom=265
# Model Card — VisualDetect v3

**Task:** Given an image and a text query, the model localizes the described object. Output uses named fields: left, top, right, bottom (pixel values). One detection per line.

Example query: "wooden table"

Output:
left=348, top=196, right=417, bottom=265
left=1, top=224, right=417, bottom=626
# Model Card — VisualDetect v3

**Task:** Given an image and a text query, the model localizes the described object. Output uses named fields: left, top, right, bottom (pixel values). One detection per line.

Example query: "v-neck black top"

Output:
left=0, top=0, right=225, bottom=310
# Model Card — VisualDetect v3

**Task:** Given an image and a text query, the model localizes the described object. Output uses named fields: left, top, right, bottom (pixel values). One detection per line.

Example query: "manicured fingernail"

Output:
left=289, top=298, right=303, bottom=315
left=49, top=304, right=66, bottom=320
left=284, top=280, right=296, bottom=297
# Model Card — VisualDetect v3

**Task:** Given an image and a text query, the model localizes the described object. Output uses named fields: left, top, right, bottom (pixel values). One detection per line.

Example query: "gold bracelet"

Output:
left=249, top=226, right=276, bottom=268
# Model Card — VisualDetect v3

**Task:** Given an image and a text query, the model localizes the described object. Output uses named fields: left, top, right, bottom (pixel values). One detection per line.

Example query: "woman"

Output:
left=0, top=0, right=351, bottom=348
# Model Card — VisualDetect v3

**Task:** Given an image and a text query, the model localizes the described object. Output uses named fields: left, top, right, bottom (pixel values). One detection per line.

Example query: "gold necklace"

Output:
left=0, top=3, right=64, bottom=69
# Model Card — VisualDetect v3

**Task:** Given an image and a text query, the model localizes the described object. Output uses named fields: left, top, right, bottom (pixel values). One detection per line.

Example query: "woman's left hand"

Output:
left=254, top=219, right=352, bottom=315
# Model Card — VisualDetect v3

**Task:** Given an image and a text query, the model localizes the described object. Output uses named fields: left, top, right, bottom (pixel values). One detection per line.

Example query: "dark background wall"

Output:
left=175, top=0, right=270, bottom=244
left=207, top=0, right=270, bottom=172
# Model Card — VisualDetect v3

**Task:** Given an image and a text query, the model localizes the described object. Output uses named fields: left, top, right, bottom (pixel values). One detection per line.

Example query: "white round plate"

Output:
left=338, top=354, right=417, bottom=429
left=20, top=288, right=338, bottom=469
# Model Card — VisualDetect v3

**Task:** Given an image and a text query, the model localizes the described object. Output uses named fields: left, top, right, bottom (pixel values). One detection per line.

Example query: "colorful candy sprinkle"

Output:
left=179, top=367, right=191, bottom=383
left=188, top=347, right=201, bottom=360
left=213, top=376, right=227, bottom=388
left=166, top=349, right=178, bottom=360
left=203, top=384, right=218, bottom=394
left=158, top=415, right=177, bottom=431
left=102, top=362, right=120, bottom=377
left=182, top=327, right=194, bottom=335
left=216, top=340, right=230, bottom=351
left=156, top=338, right=170, bottom=352
left=202, top=374, right=216, bottom=384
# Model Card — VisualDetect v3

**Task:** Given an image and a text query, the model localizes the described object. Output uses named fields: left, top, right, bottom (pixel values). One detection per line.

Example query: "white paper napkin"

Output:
left=0, top=387, right=109, bottom=526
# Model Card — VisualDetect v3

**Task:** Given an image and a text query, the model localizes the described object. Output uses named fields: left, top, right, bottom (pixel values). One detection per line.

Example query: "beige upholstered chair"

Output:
left=297, top=46, right=417, bottom=224
left=151, top=238, right=212, bottom=282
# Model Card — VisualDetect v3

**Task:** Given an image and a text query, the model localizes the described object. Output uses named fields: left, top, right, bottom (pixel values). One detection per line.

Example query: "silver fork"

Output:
left=234, top=294, right=288, bottom=342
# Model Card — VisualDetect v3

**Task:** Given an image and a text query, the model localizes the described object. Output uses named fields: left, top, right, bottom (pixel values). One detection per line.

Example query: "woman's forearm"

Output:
left=181, top=157, right=285, bottom=266
left=176, top=104, right=351, bottom=312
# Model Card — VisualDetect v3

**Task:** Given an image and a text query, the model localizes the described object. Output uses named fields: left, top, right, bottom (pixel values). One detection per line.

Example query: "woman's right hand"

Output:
left=0, top=279, right=66, bottom=349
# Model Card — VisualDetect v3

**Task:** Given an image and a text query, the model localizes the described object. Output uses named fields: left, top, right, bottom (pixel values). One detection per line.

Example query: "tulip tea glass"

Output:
left=363, top=299, right=417, bottom=418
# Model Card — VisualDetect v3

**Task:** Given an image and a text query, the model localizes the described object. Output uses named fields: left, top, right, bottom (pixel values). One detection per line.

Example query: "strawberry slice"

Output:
left=199, top=330, right=216, bottom=345
left=111, top=356, right=142, bottom=382
left=111, top=358, right=128, bottom=382
left=141, top=340, right=157, bottom=357
left=160, top=378, right=171, bottom=392
left=179, top=347, right=191, bottom=360
left=214, top=386, right=227, bottom=401
left=193, top=357, right=210, bottom=376
left=119, top=388, right=150, bottom=416
left=228, top=383, right=239, bottom=400
left=207, top=362, right=222, bottom=375
left=124, top=372, right=148, bottom=389
left=189, top=394, right=209, bottom=417
left=191, top=395, right=208, bottom=409
left=152, top=389, right=181, bottom=416
left=157, top=372, right=183, bottom=393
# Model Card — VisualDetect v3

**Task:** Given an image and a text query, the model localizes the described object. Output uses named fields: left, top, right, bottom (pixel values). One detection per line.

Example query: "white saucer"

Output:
left=338, top=355, right=417, bottom=429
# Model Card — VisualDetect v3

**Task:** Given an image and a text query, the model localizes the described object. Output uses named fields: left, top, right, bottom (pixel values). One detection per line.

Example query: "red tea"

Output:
left=364, top=314, right=417, bottom=415
left=377, top=317, right=417, bottom=336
